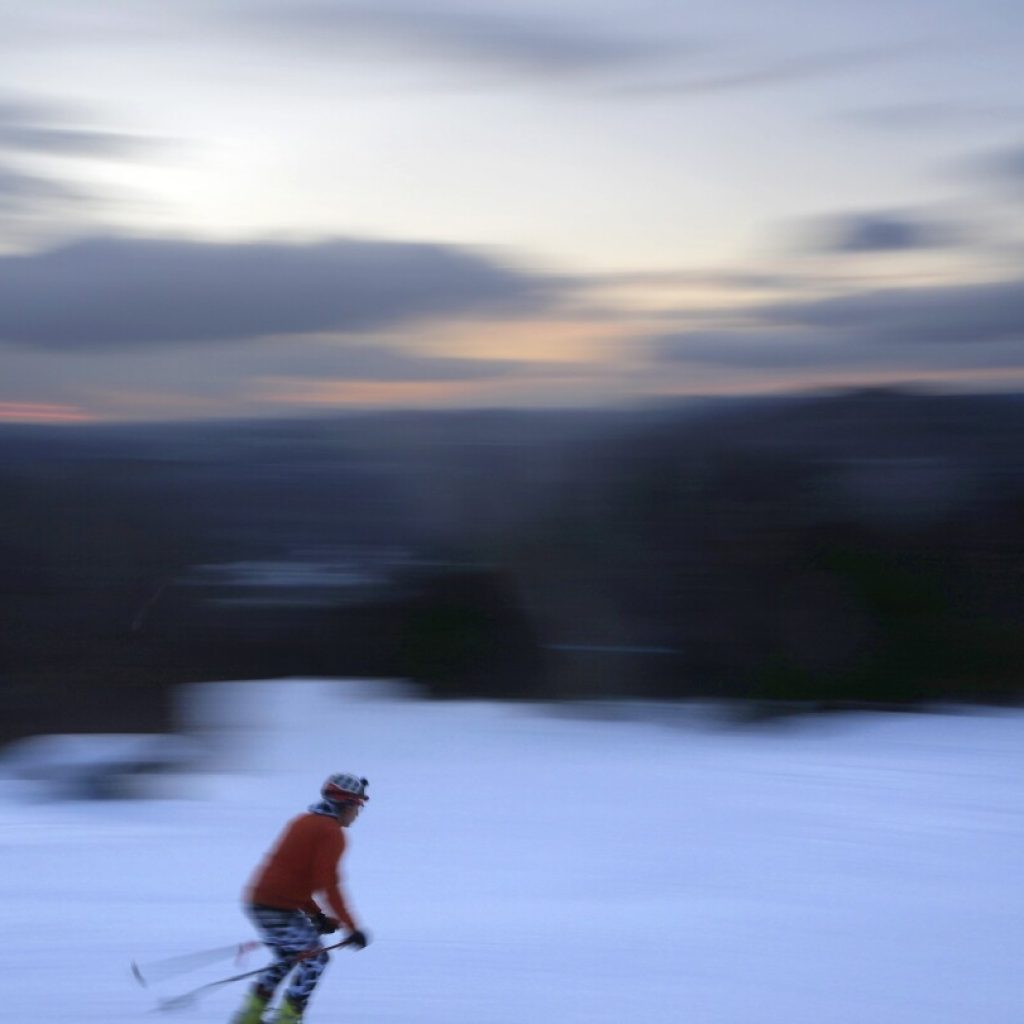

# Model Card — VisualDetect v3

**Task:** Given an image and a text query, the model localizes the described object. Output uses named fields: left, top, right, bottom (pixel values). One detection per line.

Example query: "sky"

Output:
left=0, top=0, right=1022, bottom=422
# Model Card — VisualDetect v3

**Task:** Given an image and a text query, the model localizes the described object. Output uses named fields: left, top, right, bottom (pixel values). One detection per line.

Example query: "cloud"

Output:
left=802, top=210, right=962, bottom=253
left=646, top=276, right=1024, bottom=382
left=0, top=313, right=598, bottom=421
left=0, top=163, right=92, bottom=209
left=971, top=143, right=1024, bottom=186
left=949, top=142, right=1024, bottom=203
left=839, top=102, right=1024, bottom=132
left=0, top=95, right=169, bottom=159
left=0, top=330, right=551, bottom=420
left=0, top=98, right=174, bottom=241
left=239, top=339, right=539, bottom=382
left=763, top=277, right=1024, bottom=346
left=0, top=98, right=64, bottom=122
left=592, top=268, right=798, bottom=291
left=0, top=124, right=161, bottom=159
left=654, top=329, right=853, bottom=369
left=0, top=235, right=560, bottom=350
left=239, top=3, right=682, bottom=80
left=608, top=47, right=900, bottom=98
left=234, top=5, right=899, bottom=100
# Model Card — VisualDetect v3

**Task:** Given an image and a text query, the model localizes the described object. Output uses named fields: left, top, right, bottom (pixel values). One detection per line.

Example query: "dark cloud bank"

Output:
left=653, top=276, right=1024, bottom=374
left=808, top=211, right=961, bottom=254
left=0, top=235, right=558, bottom=351
left=765, top=278, right=1024, bottom=347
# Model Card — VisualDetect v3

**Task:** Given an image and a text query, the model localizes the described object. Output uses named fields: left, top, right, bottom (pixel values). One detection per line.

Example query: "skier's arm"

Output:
left=311, top=834, right=357, bottom=931
left=319, top=879, right=356, bottom=932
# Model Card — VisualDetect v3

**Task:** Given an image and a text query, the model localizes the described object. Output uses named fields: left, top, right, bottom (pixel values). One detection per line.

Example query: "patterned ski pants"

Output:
left=247, top=905, right=330, bottom=1008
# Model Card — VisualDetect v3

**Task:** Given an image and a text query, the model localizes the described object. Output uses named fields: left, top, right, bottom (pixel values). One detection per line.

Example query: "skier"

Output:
left=231, top=773, right=371, bottom=1024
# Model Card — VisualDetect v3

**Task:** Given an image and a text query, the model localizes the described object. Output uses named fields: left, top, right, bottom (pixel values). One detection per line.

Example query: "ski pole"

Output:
left=155, top=936, right=358, bottom=1012
left=131, top=940, right=262, bottom=987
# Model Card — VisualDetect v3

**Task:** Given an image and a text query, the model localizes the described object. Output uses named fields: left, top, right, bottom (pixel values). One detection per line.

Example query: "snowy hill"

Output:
left=2, top=679, right=1022, bottom=1024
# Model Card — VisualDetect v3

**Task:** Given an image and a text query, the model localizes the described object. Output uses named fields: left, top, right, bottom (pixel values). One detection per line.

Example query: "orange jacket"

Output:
left=246, top=812, right=357, bottom=931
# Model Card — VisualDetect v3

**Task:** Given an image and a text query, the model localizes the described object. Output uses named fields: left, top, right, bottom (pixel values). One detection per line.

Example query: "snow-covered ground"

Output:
left=1, top=679, right=1022, bottom=1024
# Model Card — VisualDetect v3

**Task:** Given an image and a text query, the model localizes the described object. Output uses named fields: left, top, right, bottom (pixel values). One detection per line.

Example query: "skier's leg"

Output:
left=230, top=906, right=318, bottom=1022
left=250, top=906, right=315, bottom=992
left=280, top=946, right=330, bottom=1016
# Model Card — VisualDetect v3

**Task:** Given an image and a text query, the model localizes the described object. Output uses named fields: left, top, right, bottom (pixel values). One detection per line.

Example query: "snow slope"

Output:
left=1, top=680, right=1021, bottom=1024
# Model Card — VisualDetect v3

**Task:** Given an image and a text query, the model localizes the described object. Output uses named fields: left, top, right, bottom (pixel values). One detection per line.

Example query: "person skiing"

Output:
left=230, top=773, right=371, bottom=1024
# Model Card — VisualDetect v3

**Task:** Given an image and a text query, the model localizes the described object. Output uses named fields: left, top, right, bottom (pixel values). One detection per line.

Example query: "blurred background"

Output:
left=2, top=390, right=1024, bottom=746
left=2, top=7, right=1023, bottom=1022
left=2, top=0, right=1023, bottom=739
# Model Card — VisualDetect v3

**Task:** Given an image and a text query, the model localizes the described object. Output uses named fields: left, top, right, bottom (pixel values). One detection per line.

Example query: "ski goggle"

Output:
left=330, top=794, right=368, bottom=807
left=323, top=778, right=369, bottom=805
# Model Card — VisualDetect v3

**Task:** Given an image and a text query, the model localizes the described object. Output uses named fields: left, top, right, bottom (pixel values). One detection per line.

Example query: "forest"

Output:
left=2, top=387, right=1023, bottom=741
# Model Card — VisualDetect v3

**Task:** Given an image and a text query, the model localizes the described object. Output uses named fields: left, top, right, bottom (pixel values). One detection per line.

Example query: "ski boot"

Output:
left=230, top=988, right=270, bottom=1024
left=271, top=997, right=305, bottom=1023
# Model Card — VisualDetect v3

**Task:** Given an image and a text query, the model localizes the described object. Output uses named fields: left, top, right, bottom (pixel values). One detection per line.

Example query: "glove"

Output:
left=346, top=928, right=370, bottom=950
left=310, top=911, right=338, bottom=935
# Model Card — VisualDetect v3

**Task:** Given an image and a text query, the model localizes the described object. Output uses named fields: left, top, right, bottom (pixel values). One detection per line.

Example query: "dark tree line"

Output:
left=494, top=394, right=1024, bottom=708
left=2, top=389, right=1023, bottom=740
